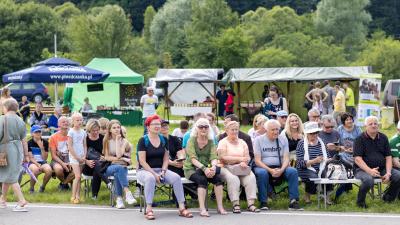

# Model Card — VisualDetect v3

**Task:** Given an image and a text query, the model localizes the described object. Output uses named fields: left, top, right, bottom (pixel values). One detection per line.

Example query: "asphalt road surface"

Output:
left=1, top=203, right=399, bottom=225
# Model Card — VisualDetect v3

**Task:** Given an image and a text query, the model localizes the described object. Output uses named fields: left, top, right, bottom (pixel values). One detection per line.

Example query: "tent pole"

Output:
left=287, top=81, right=290, bottom=111
left=55, top=82, right=58, bottom=106
left=237, top=82, right=241, bottom=121
left=214, top=82, right=217, bottom=124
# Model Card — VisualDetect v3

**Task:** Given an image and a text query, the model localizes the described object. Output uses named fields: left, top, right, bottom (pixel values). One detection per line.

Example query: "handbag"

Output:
left=0, top=116, right=9, bottom=167
left=99, top=160, right=111, bottom=173
left=322, top=160, right=349, bottom=180
left=226, top=164, right=251, bottom=176
left=87, top=147, right=101, bottom=160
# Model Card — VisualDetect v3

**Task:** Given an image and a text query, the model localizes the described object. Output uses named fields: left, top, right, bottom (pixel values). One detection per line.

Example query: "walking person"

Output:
left=0, top=98, right=30, bottom=211
left=216, top=84, right=228, bottom=118
left=140, top=87, right=158, bottom=135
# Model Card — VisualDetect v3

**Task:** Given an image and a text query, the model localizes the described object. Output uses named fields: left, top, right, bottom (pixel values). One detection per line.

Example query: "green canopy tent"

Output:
left=64, top=58, right=144, bottom=111
left=222, top=66, right=378, bottom=122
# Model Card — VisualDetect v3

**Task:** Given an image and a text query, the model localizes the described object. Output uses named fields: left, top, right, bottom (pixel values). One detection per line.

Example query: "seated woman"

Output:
left=206, top=113, right=220, bottom=138
left=184, top=118, right=226, bottom=217
left=28, top=125, right=53, bottom=193
left=137, top=115, right=193, bottom=220
left=103, top=119, right=136, bottom=209
left=248, top=114, right=268, bottom=142
left=282, top=113, right=304, bottom=166
left=296, top=121, right=331, bottom=204
left=218, top=121, right=259, bottom=213
left=82, top=119, right=110, bottom=200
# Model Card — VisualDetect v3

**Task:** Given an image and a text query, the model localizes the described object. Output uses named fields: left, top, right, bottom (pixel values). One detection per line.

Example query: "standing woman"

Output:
left=0, top=98, right=30, bottom=211
left=184, top=118, right=226, bottom=217
left=103, top=120, right=136, bottom=209
left=263, top=86, right=288, bottom=119
left=137, top=115, right=193, bottom=220
left=282, top=113, right=304, bottom=165
left=224, top=90, right=235, bottom=117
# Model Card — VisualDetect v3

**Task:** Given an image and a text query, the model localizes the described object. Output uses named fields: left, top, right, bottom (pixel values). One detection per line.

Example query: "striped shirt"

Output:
left=296, top=140, right=324, bottom=171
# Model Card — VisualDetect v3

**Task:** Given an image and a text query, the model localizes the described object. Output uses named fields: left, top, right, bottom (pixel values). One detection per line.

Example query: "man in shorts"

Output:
left=49, top=116, right=74, bottom=190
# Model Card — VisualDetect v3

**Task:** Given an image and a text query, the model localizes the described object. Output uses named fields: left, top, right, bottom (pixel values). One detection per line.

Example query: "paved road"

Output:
left=1, top=203, right=399, bottom=225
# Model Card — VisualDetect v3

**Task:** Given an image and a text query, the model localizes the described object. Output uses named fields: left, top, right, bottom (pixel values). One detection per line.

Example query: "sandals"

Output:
left=179, top=208, right=193, bottom=218
left=199, top=209, right=210, bottom=217
left=217, top=209, right=228, bottom=215
left=232, top=204, right=241, bottom=214
left=0, top=200, right=7, bottom=209
left=145, top=210, right=155, bottom=220
left=247, top=204, right=260, bottom=213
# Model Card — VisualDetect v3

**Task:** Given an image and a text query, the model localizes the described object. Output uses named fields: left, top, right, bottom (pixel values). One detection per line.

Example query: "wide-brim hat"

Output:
left=304, top=121, right=322, bottom=134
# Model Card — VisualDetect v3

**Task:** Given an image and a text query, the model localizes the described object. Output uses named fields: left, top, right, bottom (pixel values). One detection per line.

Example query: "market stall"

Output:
left=222, top=67, right=381, bottom=123
left=66, top=58, right=144, bottom=125
left=155, top=69, right=223, bottom=119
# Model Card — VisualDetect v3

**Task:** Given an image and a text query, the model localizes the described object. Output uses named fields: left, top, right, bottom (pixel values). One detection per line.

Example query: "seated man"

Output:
left=389, top=121, right=400, bottom=169
left=307, top=108, right=320, bottom=123
left=18, top=96, right=30, bottom=122
left=276, top=110, right=288, bottom=133
left=253, top=120, right=301, bottom=211
left=354, top=116, right=400, bottom=208
left=28, top=125, right=53, bottom=193
left=49, top=116, right=74, bottom=190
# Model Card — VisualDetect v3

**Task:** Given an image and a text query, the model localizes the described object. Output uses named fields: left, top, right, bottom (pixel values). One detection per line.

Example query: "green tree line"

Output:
left=1, top=0, right=400, bottom=82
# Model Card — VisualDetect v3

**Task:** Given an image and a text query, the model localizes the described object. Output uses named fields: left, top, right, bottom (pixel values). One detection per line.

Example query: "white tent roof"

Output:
left=155, top=69, right=223, bottom=82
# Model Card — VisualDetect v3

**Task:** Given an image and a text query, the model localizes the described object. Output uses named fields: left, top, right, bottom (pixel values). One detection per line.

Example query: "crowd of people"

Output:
left=1, top=82, right=400, bottom=220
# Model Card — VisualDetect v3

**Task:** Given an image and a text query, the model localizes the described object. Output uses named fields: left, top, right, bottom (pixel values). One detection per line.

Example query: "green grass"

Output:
left=4, top=124, right=400, bottom=213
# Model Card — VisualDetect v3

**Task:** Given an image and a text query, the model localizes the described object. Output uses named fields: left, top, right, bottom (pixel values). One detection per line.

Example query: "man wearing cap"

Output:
left=140, top=87, right=159, bottom=135
left=389, top=121, right=400, bottom=169
left=276, top=110, right=288, bottom=133
left=254, top=120, right=301, bottom=210
left=354, top=116, right=400, bottom=208
left=27, top=125, right=52, bottom=193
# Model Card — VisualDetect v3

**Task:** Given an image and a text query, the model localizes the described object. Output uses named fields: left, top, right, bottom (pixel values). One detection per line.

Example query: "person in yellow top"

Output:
left=333, top=81, right=346, bottom=125
left=343, top=82, right=356, bottom=118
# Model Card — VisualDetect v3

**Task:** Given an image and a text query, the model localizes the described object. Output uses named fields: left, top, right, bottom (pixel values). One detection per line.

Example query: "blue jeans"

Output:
left=105, top=164, right=128, bottom=197
left=254, top=166, right=299, bottom=203
left=143, top=117, right=148, bottom=135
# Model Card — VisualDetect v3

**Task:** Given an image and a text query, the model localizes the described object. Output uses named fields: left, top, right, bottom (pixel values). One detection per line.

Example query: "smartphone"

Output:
left=334, top=142, right=340, bottom=146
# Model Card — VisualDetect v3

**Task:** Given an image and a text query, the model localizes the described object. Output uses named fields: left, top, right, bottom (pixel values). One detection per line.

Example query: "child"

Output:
left=68, top=113, right=87, bottom=204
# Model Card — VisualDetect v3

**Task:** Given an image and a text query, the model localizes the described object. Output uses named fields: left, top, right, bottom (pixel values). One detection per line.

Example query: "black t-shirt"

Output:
left=286, top=133, right=301, bottom=153
left=86, top=134, right=104, bottom=154
left=354, top=132, right=391, bottom=171
left=28, top=138, right=49, bottom=152
left=167, top=135, right=182, bottom=160
left=137, top=136, right=167, bottom=168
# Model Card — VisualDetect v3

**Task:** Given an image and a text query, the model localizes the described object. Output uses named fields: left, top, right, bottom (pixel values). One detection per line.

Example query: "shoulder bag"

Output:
left=225, top=141, right=251, bottom=176
left=0, top=116, right=9, bottom=167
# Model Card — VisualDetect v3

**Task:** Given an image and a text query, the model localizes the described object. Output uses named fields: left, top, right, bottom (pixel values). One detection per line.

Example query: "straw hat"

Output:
left=304, top=121, right=322, bottom=134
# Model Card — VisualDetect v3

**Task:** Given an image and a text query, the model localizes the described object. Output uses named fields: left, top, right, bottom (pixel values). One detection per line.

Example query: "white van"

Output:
left=383, top=79, right=400, bottom=106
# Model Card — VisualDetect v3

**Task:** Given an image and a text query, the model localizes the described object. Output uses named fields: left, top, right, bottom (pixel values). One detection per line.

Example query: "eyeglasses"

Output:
left=311, top=115, right=320, bottom=118
left=279, top=116, right=288, bottom=119
left=150, top=123, right=161, bottom=126
left=324, top=126, right=334, bottom=129
left=197, top=125, right=209, bottom=129
left=309, top=132, right=319, bottom=135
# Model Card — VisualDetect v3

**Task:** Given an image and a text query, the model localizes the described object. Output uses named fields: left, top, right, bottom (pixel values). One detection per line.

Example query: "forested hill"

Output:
left=19, top=0, right=400, bottom=36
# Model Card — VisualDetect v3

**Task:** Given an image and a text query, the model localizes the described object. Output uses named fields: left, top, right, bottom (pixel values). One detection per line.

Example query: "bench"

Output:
left=29, top=105, right=70, bottom=116
left=310, top=178, right=382, bottom=209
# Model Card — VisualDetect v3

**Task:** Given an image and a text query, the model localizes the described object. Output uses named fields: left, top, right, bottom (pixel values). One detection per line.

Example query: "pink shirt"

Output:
left=217, top=137, right=249, bottom=165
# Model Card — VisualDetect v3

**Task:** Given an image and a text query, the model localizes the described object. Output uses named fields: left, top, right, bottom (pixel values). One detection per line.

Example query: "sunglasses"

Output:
left=309, top=132, right=319, bottom=135
left=197, top=125, right=209, bottom=129
left=324, top=126, right=334, bottom=129
left=279, top=116, right=288, bottom=119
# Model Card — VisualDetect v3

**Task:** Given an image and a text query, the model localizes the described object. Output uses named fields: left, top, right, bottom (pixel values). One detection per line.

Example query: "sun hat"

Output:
left=276, top=110, right=288, bottom=117
left=304, top=121, right=322, bottom=134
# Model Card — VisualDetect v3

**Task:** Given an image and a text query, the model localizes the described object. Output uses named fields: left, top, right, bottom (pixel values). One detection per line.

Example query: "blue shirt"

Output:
left=182, top=130, right=192, bottom=149
left=48, top=115, right=59, bottom=129
left=337, top=125, right=362, bottom=150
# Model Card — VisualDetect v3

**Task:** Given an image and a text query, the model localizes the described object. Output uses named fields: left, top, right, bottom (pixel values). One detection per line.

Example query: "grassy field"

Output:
left=4, top=123, right=400, bottom=213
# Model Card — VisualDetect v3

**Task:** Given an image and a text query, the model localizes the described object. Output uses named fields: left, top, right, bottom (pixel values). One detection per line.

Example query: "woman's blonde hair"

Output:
left=98, top=117, right=110, bottom=130
left=102, top=119, right=124, bottom=155
left=252, top=114, right=268, bottom=130
left=86, top=119, right=100, bottom=133
left=190, top=118, right=213, bottom=140
left=284, top=113, right=304, bottom=139
left=1, top=87, right=11, bottom=98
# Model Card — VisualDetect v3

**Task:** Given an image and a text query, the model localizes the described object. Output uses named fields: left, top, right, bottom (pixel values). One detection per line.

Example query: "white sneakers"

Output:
left=125, top=191, right=137, bottom=205
left=115, top=197, right=125, bottom=209
left=12, top=204, right=28, bottom=212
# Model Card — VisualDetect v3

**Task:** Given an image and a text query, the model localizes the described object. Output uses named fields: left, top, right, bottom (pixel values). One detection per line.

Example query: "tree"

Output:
left=185, top=0, right=239, bottom=68
left=162, top=52, right=173, bottom=68
left=54, top=1, right=81, bottom=23
left=143, top=5, right=156, bottom=43
left=241, top=6, right=302, bottom=50
left=66, top=4, right=132, bottom=64
left=270, top=32, right=347, bottom=67
left=315, top=0, right=371, bottom=54
left=0, top=0, right=60, bottom=75
left=368, top=0, right=400, bottom=37
left=150, top=0, right=192, bottom=67
left=247, top=47, right=295, bottom=68
left=354, top=32, right=400, bottom=83
left=213, top=27, right=252, bottom=70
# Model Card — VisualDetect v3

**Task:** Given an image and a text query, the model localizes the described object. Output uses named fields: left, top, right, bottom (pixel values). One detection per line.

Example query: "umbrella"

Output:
left=2, top=57, right=109, bottom=104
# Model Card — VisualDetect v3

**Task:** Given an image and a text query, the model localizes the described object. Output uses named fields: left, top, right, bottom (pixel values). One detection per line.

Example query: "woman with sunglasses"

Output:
left=296, top=121, right=331, bottom=204
left=184, top=118, right=226, bottom=217
left=137, top=115, right=193, bottom=220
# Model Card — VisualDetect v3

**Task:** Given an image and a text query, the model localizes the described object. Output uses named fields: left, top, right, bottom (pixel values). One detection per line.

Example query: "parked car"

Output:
left=147, top=78, right=164, bottom=98
left=383, top=79, right=400, bottom=106
left=1, top=83, right=49, bottom=103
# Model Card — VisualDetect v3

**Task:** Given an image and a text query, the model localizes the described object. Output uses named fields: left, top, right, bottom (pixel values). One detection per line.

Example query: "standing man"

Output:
left=322, top=80, right=334, bottom=115
left=216, top=84, right=228, bottom=118
left=140, top=87, right=158, bottom=135
left=354, top=116, right=400, bottom=208
left=343, top=82, right=356, bottom=118
left=262, top=84, right=269, bottom=100
left=333, top=82, right=346, bottom=125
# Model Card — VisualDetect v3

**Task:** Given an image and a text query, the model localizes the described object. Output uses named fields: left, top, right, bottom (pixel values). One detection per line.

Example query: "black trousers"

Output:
left=82, top=160, right=110, bottom=197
